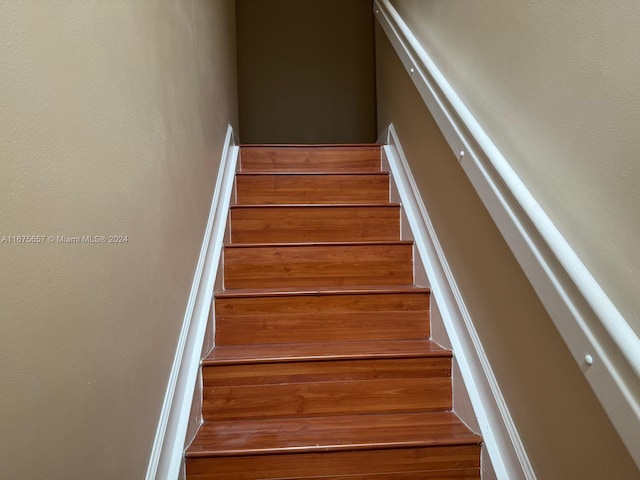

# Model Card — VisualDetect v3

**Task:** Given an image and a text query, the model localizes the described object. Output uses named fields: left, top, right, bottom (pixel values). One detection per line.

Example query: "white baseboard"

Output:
left=381, top=127, right=535, bottom=480
left=145, top=125, right=239, bottom=480
left=375, top=0, right=640, bottom=472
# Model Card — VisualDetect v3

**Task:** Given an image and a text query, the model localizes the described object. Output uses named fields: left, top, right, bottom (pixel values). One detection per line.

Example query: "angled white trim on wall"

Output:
left=145, top=125, right=239, bottom=480
left=382, top=126, right=535, bottom=480
left=374, top=0, right=640, bottom=472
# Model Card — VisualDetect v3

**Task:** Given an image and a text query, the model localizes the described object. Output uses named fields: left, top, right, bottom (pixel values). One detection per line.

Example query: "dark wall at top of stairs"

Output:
left=236, top=0, right=377, bottom=144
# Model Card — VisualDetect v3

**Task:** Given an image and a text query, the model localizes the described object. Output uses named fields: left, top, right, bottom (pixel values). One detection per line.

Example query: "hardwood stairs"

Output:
left=185, top=145, right=482, bottom=479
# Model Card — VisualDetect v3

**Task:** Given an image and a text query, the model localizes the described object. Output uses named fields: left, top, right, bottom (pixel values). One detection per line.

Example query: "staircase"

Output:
left=185, top=145, right=482, bottom=479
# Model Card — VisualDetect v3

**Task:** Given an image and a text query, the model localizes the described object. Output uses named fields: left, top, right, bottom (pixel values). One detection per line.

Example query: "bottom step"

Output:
left=187, top=451, right=480, bottom=480
left=186, top=412, right=480, bottom=480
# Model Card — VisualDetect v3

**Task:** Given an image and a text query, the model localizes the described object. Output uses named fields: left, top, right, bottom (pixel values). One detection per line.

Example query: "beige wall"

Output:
left=376, top=24, right=640, bottom=480
left=390, top=0, right=640, bottom=336
left=236, top=0, right=376, bottom=143
left=0, top=1, right=238, bottom=478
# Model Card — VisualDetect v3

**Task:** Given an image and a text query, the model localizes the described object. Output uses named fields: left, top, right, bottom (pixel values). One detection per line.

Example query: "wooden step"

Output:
left=203, top=361, right=451, bottom=420
left=215, top=471, right=481, bottom=480
left=239, top=145, right=382, bottom=173
left=235, top=173, right=390, bottom=205
left=205, top=338, right=446, bottom=365
left=229, top=204, right=401, bottom=244
left=223, top=242, right=414, bottom=289
left=188, top=411, right=478, bottom=456
left=202, top=340, right=451, bottom=421
left=215, top=286, right=429, bottom=345
left=187, top=448, right=480, bottom=480
left=186, top=412, right=481, bottom=480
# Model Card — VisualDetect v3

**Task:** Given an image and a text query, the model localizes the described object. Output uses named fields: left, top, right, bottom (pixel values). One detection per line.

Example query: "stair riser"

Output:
left=186, top=446, right=481, bottom=480
left=230, top=205, right=400, bottom=244
left=215, top=292, right=429, bottom=345
left=202, top=357, right=451, bottom=420
left=205, top=357, right=450, bottom=386
left=204, top=378, right=451, bottom=420
left=240, top=146, right=382, bottom=173
left=259, top=472, right=481, bottom=480
left=235, top=174, right=390, bottom=205
left=223, top=244, right=414, bottom=289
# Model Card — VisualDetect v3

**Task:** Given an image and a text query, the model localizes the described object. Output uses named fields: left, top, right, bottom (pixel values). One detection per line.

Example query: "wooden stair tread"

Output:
left=186, top=412, right=480, bottom=457
left=216, top=285, right=429, bottom=298
left=204, top=339, right=449, bottom=365
left=230, top=203, right=400, bottom=209
left=224, top=240, right=413, bottom=248
left=236, top=171, right=389, bottom=176
left=257, top=472, right=480, bottom=480
left=239, top=143, right=383, bottom=147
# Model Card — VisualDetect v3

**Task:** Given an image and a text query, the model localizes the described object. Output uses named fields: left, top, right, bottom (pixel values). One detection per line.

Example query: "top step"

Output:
left=239, top=145, right=382, bottom=173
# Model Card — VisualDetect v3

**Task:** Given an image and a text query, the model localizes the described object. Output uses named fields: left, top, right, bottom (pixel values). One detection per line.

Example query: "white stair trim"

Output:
left=375, top=0, right=640, bottom=472
left=382, top=127, right=534, bottom=480
left=145, top=125, right=239, bottom=480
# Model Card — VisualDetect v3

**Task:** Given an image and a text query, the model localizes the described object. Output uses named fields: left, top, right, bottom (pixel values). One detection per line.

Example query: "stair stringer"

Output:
left=380, top=124, right=534, bottom=480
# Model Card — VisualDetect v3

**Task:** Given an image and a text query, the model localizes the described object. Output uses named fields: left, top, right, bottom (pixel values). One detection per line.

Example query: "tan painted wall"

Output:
left=376, top=24, right=640, bottom=480
left=390, top=0, right=640, bottom=336
left=0, top=1, right=238, bottom=478
left=236, top=0, right=376, bottom=143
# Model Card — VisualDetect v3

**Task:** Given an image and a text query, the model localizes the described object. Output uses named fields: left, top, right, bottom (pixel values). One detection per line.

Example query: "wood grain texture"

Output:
left=235, top=173, right=390, bottom=205
left=186, top=145, right=481, bottom=479
left=186, top=445, right=480, bottom=480
left=205, top=339, right=449, bottom=365
left=204, top=379, right=451, bottom=421
left=187, top=412, right=481, bottom=457
left=204, top=377, right=451, bottom=420
left=202, top=357, right=451, bottom=420
left=215, top=289, right=429, bottom=344
left=215, top=284, right=430, bottom=298
left=204, top=357, right=451, bottom=386
left=239, top=145, right=382, bottom=173
left=223, top=242, right=414, bottom=289
left=230, top=204, right=400, bottom=243
left=257, top=471, right=480, bottom=480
